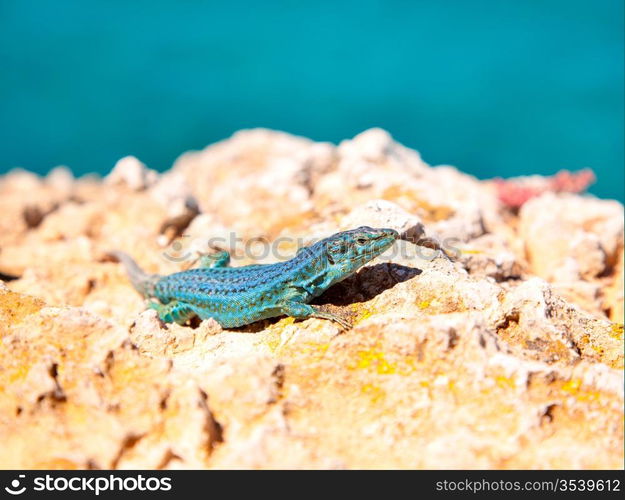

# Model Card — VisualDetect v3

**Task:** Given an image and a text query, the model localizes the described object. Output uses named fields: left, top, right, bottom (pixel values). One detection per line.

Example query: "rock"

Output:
left=491, top=278, right=622, bottom=368
left=45, top=166, right=74, bottom=195
left=105, top=156, right=158, bottom=191
left=459, top=234, right=524, bottom=281
left=0, top=168, right=73, bottom=251
left=338, top=128, right=402, bottom=163
left=550, top=281, right=603, bottom=319
left=150, top=170, right=198, bottom=217
left=518, top=193, right=624, bottom=324
left=171, top=129, right=317, bottom=238
left=519, top=193, right=623, bottom=280
left=340, top=199, right=426, bottom=238
left=0, top=129, right=623, bottom=469
left=1, top=168, right=42, bottom=191
left=604, top=247, right=624, bottom=323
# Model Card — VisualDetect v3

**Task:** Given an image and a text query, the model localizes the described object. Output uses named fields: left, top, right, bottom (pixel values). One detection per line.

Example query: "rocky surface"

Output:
left=0, top=128, right=623, bottom=469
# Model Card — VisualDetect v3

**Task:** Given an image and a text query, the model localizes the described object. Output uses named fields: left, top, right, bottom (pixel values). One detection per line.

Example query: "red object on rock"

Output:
left=550, top=169, right=596, bottom=194
left=494, top=169, right=596, bottom=209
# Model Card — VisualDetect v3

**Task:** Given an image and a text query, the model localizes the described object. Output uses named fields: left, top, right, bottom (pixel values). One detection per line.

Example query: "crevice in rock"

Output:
left=156, top=449, right=182, bottom=470
left=598, top=240, right=622, bottom=278
left=198, top=389, right=224, bottom=451
left=159, top=390, right=171, bottom=410
left=111, top=433, right=145, bottom=469
left=296, top=152, right=338, bottom=197
left=447, top=328, right=459, bottom=350
left=47, top=363, right=67, bottom=403
left=187, top=316, right=202, bottom=329
left=0, top=271, right=20, bottom=282
left=496, top=310, right=520, bottom=334
left=478, top=334, right=486, bottom=348
left=526, top=371, right=558, bottom=392
left=268, top=364, right=285, bottom=404
left=540, top=403, right=559, bottom=426
left=492, top=273, right=523, bottom=283
left=159, top=198, right=200, bottom=244
left=415, top=338, right=428, bottom=361
left=86, top=458, right=101, bottom=470
left=101, top=350, right=115, bottom=377
left=22, top=202, right=60, bottom=229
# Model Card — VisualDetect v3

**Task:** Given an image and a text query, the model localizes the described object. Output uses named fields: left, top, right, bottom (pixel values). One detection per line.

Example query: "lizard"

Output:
left=109, top=226, right=399, bottom=329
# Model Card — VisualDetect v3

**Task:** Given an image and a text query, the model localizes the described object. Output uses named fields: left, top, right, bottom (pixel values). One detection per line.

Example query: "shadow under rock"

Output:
left=312, top=263, right=422, bottom=307
left=0, top=271, right=19, bottom=282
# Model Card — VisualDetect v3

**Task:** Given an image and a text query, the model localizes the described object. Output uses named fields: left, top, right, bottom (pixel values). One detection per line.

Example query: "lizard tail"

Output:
left=108, top=251, right=160, bottom=297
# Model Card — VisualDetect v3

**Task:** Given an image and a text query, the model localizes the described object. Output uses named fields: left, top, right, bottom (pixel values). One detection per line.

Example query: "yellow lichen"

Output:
left=381, top=186, right=455, bottom=222
left=494, top=375, right=516, bottom=389
left=358, top=309, right=373, bottom=322
left=349, top=304, right=376, bottom=323
left=65, top=402, right=91, bottom=426
left=459, top=248, right=483, bottom=255
left=575, top=391, right=601, bottom=403
left=351, top=349, right=397, bottom=375
left=560, top=379, right=602, bottom=402
left=264, top=331, right=282, bottom=353
left=0, top=289, right=45, bottom=328
left=361, top=384, right=386, bottom=404
left=397, top=357, right=418, bottom=376
left=354, top=349, right=381, bottom=369
left=376, top=358, right=396, bottom=375
left=610, top=323, right=624, bottom=339
left=561, top=379, right=581, bottom=393
left=298, top=342, right=330, bottom=359
left=591, top=344, right=605, bottom=354
left=5, top=365, right=31, bottom=384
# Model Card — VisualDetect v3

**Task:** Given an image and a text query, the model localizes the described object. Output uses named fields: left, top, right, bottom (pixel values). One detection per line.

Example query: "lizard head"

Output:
left=324, top=226, right=399, bottom=275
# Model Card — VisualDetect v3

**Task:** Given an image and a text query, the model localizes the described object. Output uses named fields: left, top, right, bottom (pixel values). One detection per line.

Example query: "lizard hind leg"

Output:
left=149, top=300, right=197, bottom=325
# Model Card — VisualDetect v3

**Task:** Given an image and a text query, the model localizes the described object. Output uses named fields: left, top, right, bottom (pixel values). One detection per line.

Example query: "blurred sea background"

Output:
left=1, top=0, right=623, bottom=201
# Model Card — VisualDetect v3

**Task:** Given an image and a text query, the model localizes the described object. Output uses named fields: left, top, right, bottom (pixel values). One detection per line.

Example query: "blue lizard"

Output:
left=110, top=226, right=398, bottom=329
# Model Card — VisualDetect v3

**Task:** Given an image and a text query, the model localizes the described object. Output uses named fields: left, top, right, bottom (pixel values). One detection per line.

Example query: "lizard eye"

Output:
left=356, top=238, right=367, bottom=245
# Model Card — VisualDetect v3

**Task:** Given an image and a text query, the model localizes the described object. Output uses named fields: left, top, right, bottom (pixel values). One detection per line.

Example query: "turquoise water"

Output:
left=1, top=0, right=623, bottom=201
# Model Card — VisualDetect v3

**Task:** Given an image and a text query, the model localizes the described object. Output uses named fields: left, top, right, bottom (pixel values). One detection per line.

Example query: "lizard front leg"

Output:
left=278, top=301, right=352, bottom=330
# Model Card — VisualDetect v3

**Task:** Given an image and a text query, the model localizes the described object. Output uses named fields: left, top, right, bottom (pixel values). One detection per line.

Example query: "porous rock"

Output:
left=0, top=129, right=622, bottom=469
